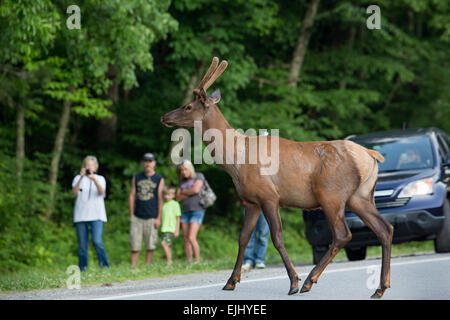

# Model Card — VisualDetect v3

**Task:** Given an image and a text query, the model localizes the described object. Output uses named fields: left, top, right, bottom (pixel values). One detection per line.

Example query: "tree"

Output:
left=288, top=0, right=320, bottom=87
left=43, top=0, right=178, bottom=219
left=0, top=0, right=59, bottom=187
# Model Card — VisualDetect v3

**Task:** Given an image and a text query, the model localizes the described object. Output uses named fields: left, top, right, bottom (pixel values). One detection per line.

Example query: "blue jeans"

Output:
left=75, top=220, right=110, bottom=271
left=243, top=209, right=270, bottom=266
left=181, top=210, right=205, bottom=225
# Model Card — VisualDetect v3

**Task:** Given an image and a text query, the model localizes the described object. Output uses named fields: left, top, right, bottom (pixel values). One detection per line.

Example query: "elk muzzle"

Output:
left=161, top=108, right=185, bottom=128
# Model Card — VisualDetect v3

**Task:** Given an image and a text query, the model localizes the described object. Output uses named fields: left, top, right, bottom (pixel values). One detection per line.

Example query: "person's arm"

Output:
left=129, top=176, right=136, bottom=217
left=174, top=216, right=181, bottom=238
left=72, top=169, right=85, bottom=196
left=176, top=188, right=188, bottom=202
left=89, top=174, right=105, bottom=196
left=154, top=178, right=164, bottom=228
left=180, top=179, right=203, bottom=196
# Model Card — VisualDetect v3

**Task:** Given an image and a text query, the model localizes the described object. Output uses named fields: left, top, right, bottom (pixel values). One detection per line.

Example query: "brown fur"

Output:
left=161, top=57, right=394, bottom=298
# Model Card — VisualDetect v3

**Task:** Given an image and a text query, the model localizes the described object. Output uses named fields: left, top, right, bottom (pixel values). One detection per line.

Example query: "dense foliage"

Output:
left=0, top=0, right=449, bottom=273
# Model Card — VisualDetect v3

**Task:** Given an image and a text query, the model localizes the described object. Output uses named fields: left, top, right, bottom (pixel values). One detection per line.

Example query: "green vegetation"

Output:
left=0, top=206, right=434, bottom=292
left=0, top=0, right=448, bottom=292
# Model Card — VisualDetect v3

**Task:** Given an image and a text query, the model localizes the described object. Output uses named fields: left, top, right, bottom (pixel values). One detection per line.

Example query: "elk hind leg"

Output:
left=301, top=201, right=351, bottom=293
left=347, top=195, right=394, bottom=299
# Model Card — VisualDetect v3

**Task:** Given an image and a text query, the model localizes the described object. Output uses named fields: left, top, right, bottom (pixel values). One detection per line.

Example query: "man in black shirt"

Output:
left=128, top=153, right=165, bottom=266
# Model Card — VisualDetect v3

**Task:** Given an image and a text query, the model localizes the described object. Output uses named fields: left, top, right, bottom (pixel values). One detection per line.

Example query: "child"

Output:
left=160, top=186, right=181, bottom=265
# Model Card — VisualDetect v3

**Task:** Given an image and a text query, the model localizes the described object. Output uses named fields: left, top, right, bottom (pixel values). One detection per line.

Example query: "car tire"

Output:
left=312, top=246, right=328, bottom=264
left=345, top=247, right=367, bottom=261
left=434, top=197, right=450, bottom=253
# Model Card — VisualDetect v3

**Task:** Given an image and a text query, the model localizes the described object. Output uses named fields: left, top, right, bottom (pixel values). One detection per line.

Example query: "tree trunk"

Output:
left=407, top=10, right=414, bottom=33
left=16, top=102, right=25, bottom=188
left=182, top=61, right=205, bottom=105
left=97, top=65, right=118, bottom=144
left=69, top=114, right=81, bottom=148
left=339, top=26, right=356, bottom=90
left=46, top=98, right=72, bottom=220
left=288, top=0, right=320, bottom=87
left=384, top=75, right=402, bottom=108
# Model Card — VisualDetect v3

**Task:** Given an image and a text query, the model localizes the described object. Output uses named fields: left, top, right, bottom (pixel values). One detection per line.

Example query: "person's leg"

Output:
left=130, top=215, right=143, bottom=267
left=161, top=242, right=172, bottom=265
left=145, top=250, right=154, bottom=265
left=90, top=220, right=110, bottom=268
left=75, top=222, right=89, bottom=271
left=189, top=210, right=206, bottom=264
left=188, top=222, right=201, bottom=264
left=161, top=233, right=173, bottom=265
left=144, top=218, right=157, bottom=265
left=131, top=252, right=140, bottom=267
left=255, top=213, right=270, bottom=267
left=182, top=222, right=193, bottom=263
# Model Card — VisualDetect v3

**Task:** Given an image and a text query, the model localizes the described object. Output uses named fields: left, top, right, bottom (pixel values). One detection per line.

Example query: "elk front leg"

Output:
left=261, top=202, right=300, bottom=295
left=223, top=203, right=260, bottom=291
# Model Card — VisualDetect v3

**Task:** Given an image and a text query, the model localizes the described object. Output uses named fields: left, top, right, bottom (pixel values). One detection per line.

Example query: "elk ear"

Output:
left=208, top=89, right=221, bottom=104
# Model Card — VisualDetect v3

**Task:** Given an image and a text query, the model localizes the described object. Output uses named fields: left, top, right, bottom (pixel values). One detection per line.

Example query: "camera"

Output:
left=85, top=169, right=91, bottom=175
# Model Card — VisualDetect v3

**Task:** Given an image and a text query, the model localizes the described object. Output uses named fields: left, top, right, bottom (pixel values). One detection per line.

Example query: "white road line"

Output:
left=92, top=255, right=450, bottom=300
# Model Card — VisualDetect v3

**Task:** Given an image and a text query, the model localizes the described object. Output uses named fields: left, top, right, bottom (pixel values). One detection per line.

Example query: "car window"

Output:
left=436, top=134, right=448, bottom=161
left=439, top=134, right=450, bottom=155
left=444, top=134, right=450, bottom=151
left=442, top=134, right=450, bottom=161
left=352, top=135, right=435, bottom=172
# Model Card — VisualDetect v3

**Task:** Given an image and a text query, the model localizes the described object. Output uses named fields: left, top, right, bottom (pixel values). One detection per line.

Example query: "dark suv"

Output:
left=303, top=128, right=450, bottom=264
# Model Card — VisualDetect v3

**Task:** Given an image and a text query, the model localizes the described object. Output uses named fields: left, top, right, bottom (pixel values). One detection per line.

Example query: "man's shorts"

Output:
left=129, top=215, right=158, bottom=251
left=180, top=210, right=205, bottom=225
left=161, top=232, right=174, bottom=248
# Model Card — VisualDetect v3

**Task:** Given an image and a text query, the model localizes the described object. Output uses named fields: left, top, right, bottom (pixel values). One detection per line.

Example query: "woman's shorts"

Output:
left=181, top=210, right=205, bottom=225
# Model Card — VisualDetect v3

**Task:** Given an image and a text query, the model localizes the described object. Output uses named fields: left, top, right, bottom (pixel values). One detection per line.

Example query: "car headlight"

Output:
left=398, top=178, right=433, bottom=198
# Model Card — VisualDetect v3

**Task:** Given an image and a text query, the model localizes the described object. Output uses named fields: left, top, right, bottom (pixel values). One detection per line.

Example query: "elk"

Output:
left=161, top=57, right=394, bottom=299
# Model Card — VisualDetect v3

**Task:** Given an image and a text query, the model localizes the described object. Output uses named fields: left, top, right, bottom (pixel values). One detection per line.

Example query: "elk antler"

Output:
left=197, top=57, right=219, bottom=90
left=197, top=57, right=228, bottom=92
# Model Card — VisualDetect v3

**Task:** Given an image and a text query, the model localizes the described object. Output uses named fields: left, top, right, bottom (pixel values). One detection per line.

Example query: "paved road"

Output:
left=2, top=253, right=450, bottom=300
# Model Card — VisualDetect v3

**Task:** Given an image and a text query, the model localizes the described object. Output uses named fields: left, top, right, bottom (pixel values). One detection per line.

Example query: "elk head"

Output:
left=161, top=57, right=228, bottom=128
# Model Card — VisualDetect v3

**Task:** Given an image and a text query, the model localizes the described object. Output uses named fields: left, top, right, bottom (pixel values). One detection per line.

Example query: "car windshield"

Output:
left=352, top=135, right=435, bottom=172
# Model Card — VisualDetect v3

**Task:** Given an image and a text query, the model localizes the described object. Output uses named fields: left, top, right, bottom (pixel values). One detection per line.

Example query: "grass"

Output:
left=0, top=240, right=435, bottom=293
left=0, top=259, right=236, bottom=293
left=0, top=207, right=436, bottom=293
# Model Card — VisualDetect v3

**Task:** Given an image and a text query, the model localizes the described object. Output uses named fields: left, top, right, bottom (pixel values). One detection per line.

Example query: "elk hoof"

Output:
left=300, top=283, right=312, bottom=293
left=222, top=281, right=236, bottom=291
left=288, top=286, right=299, bottom=295
left=370, top=289, right=385, bottom=299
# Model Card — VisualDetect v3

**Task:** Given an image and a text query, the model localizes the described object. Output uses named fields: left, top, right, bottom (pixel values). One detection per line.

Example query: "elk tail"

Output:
left=366, top=149, right=385, bottom=163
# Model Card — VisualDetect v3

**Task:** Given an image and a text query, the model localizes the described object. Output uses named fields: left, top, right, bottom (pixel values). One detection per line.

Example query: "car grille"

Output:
left=374, top=197, right=410, bottom=210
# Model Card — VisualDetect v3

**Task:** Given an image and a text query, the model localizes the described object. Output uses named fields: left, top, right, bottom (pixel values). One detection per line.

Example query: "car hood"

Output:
left=375, top=168, right=437, bottom=191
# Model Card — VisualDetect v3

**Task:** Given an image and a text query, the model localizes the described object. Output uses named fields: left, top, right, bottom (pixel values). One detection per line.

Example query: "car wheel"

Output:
left=345, top=247, right=367, bottom=261
left=312, top=246, right=328, bottom=264
left=435, top=198, right=450, bottom=253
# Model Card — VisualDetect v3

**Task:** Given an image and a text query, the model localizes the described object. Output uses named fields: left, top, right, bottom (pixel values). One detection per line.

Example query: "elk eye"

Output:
left=186, top=105, right=192, bottom=111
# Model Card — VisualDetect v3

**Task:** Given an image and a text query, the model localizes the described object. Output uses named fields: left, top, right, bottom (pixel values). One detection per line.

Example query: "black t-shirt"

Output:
left=134, top=172, right=163, bottom=219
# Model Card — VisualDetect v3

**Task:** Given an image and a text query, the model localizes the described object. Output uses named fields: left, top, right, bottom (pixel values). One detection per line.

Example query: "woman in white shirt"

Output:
left=72, top=155, right=110, bottom=271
